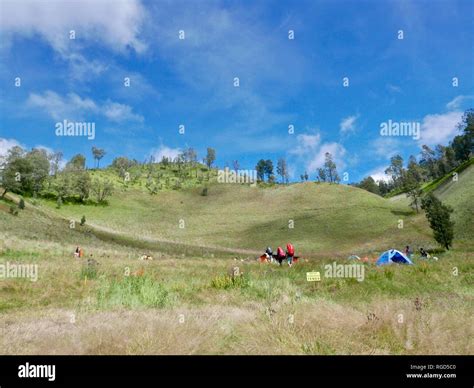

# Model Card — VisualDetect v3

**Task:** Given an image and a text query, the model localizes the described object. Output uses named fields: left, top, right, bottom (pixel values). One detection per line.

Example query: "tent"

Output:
left=376, top=249, right=413, bottom=266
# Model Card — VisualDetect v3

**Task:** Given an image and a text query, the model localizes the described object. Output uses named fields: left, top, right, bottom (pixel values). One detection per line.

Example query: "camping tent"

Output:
left=376, top=249, right=413, bottom=266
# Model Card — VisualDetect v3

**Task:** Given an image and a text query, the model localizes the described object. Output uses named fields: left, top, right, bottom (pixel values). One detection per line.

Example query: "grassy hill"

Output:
left=434, top=161, right=474, bottom=246
left=3, top=162, right=473, bottom=257
left=31, top=175, right=436, bottom=258
left=422, top=158, right=474, bottom=194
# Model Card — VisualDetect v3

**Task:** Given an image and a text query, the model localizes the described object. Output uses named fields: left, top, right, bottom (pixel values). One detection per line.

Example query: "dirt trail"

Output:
left=88, top=222, right=261, bottom=255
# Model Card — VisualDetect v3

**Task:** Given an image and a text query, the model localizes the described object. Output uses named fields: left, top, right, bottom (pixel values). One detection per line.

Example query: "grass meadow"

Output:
left=1, top=177, right=472, bottom=354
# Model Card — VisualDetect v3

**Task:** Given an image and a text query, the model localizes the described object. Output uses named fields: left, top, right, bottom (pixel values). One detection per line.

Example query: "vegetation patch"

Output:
left=96, top=275, right=171, bottom=309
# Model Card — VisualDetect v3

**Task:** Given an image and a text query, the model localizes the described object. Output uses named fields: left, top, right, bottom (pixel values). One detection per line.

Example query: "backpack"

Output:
left=286, top=243, right=294, bottom=256
left=277, top=247, right=285, bottom=257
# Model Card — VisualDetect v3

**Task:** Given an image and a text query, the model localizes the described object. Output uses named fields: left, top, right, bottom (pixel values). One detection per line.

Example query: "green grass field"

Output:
left=0, top=164, right=472, bottom=354
left=36, top=174, right=436, bottom=256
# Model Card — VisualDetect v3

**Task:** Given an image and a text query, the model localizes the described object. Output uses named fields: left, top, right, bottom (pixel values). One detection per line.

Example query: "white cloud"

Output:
left=27, top=91, right=143, bottom=123
left=66, top=53, right=109, bottom=81
left=307, top=142, right=346, bottom=173
left=27, top=91, right=97, bottom=121
left=340, top=114, right=358, bottom=134
left=446, top=95, right=473, bottom=111
left=0, top=138, right=22, bottom=163
left=103, top=101, right=144, bottom=123
left=292, top=134, right=321, bottom=152
left=368, top=166, right=392, bottom=183
left=289, top=132, right=346, bottom=174
left=419, top=111, right=463, bottom=146
left=0, top=0, right=147, bottom=54
left=151, top=145, right=181, bottom=162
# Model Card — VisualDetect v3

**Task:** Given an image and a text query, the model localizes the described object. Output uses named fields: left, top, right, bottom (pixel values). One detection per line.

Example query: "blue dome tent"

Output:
left=376, top=249, right=413, bottom=266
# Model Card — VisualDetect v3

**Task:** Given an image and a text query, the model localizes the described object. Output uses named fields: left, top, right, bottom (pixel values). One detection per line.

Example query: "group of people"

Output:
left=404, top=245, right=430, bottom=259
left=263, top=243, right=296, bottom=267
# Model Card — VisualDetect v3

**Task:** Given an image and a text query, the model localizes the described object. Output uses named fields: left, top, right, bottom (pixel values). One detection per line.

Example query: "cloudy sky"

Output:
left=0, top=0, right=473, bottom=182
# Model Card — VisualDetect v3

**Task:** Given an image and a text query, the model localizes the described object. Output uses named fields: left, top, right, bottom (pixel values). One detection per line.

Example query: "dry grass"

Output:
left=0, top=231, right=472, bottom=355
left=1, top=297, right=472, bottom=355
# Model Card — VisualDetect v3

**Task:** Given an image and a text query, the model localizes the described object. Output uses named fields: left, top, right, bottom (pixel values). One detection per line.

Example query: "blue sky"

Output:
left=0, top=0, right=473, bottom=182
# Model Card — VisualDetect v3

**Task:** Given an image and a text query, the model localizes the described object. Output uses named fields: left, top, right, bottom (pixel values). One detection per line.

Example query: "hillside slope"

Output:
left=33, top=180, right=435, bottom=257
left=434, top=163, right=474, bottom=247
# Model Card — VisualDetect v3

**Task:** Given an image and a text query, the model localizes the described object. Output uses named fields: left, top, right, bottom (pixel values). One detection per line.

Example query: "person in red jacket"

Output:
left=276, top=246, right=286, bottom=266
left=286, top=243, right=295, bottom=267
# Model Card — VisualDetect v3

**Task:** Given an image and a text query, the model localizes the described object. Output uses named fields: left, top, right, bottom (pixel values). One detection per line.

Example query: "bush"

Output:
left=96, top=275, right=170, bottom=308
left=421, top=193, right=455, bottom=250
left=211, top=274, right=249, bottom=290
left=201, top=187, right=208, bottom=196
left=9, top=206, right=18, bottom=216
left=18, top=198, right=25, bottom=210
left=91, top=179, right=114, bottom=204
left=56, top=197, right=63, bottom=209
left=80, top=215, right=86, bottom=226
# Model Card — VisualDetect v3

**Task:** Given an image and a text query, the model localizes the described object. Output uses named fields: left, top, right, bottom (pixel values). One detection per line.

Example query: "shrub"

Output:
left=211, top=274, right=249, bottom=290
left=201, top=187, right=208, bottom=196
left=80, top=215, right=86, bottom=226
left=91, top=178, right=114, bottom=204
left=96, top=275, right=170, bottom=309
left=421, top=193, right=454, bottom=250
left=18, top=198, right=25, bottom=210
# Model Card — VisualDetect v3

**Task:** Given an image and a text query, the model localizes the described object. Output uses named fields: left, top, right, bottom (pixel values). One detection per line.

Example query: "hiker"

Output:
left=265, top=246, right=273, bottom=262
left=404, top=245, right=412, bottom=259
left=419, top=247, right=428, bottom=259
left=275, top=246, right=286, bottom=266
left=286, top=243, right=295, bottom=267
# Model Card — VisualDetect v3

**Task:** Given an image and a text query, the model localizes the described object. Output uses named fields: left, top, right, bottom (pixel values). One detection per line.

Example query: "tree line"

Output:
left=356, top=109, right=473, bottom=197
left=255, top=152, right=340, bottom=184
left=0, top=147, right=113, bottom=205
left=0, top=145, right=218, bottom=204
